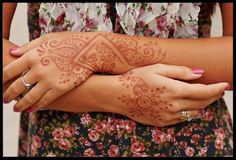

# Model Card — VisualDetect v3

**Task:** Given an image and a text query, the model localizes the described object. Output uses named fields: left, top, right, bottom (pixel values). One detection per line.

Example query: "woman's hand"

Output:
left=107, top=64, right=229, bottom=127
left=3, top=32, right=96, bottom=112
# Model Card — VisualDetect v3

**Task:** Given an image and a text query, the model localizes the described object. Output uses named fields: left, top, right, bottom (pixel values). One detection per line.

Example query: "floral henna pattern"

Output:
left=118, top=71, right=171, bottom=120
left=102, top=33, right=167, bottom=66
left=36, top=36, right=93, bottom=86
left=36, top=33, right=166, bottom=86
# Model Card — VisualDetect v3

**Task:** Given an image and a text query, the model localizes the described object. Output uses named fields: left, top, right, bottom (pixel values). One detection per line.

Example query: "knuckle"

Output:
left=39, top=99, right=48, bottom=107
left=26, top=54, right=39, bottom=64
left=22, top=96, right=34, bottom=104
left=24, top=94, right=35, bottom=104
left=8, top=85, right=19, bottom=95
left=34, top=70, right=44, bottom=78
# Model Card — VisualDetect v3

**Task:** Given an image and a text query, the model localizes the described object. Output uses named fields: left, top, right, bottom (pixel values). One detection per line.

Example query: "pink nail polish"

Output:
left=192, top=68, right=204, bottom=74
left=9, top=47, right=20, bottom=53
left=13, top=106, right=20, bottom=112
left=224, top=85, right=231, bottom=90
left=3, top=98, right=9, bottom=104
left=27, top=107, right=33, bottom=113
left=221, top=92, right=225, bottom=97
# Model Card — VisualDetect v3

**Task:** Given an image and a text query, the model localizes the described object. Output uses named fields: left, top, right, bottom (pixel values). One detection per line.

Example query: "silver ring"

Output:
left=181, top=110, right=191, bottom=121
left=21, top=69, right=33, bottom=90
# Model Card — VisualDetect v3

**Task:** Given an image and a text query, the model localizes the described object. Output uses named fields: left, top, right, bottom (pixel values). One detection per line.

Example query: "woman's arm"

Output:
left=3, top=3, right=17, bottom=39
left=4, top=39, right=227, bottom=127
left=3, top=39, right=108, bottom=112
left=220, top=3, right=233, bottom=36
left=10, top=31, right=232, bottom=87
left=4, top=3, right=232, bottom=113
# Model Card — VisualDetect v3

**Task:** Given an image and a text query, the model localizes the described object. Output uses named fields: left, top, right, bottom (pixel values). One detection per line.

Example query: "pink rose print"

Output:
left=156, top=16, right=167, bottom=31
left=215, top=138, right=224, bottom=150
left=86, top=18, right=98, bottom=29
left=32, top=135, right=42, bottom=149
left=124, top=120, right=136, bottom=133
left=185, top=146, right=195, bottom=157
left=213, top=127, right=226, bottom=140
left=52, top=128, right=64, bottom=140
left=84, top=148, right=96, bottom=157
left=64, top=125, right=75, bottom=138
left=203, top=109, right=213, bottom=121
left=131, top=141, right=145, bottom=153
left=94, top=120, right=107, bottom=133
left=58, top=139, right=72, bottom=150
left=88, top=130, right=100, bottom=142
left=191, top=134, right=201, bottom=145
left=152, top=128, right=167, bottom=144
left=81, top=113, right=92, bottom=125
left=204, top=135, right=212, bottom=143
left=183, top=126, right=192, bottom=137
left=179, top=141, right=187, bottom=149
left=198, top=146, right=208, bottom=157
left=108, top=145, right=120, bottom=157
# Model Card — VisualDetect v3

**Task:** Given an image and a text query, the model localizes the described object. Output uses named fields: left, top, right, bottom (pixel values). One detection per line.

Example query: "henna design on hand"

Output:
left=117, top=71, right=172, bottom=120
left=36, top=36, right=93, bottom=86
left=36, top=32, right=166, bottom=86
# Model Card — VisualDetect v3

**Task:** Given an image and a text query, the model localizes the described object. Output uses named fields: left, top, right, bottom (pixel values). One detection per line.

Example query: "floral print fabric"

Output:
left=18, top=3, right=233, bottom=157
left=38, top=3, right=200, bottom=38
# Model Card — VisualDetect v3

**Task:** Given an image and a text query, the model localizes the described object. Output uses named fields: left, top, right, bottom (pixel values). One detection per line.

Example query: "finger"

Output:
left=168, top=92, right=224, bottom=113
left=165, top=110, right=202, bottom=126
left=31, top=89, right=63, bottom=112
left=3, top=69, right=38, bottom=103
left=3, top=55, right=29, bottom=84
left=180, top=82, right=229, bottom=99
left=144, top=64, right=204, bottom=80
left=9, top=35, right=48, bottom=56
left=13, top=82, right=50, bottom=112
left=169, top=93, right=222, bottom=112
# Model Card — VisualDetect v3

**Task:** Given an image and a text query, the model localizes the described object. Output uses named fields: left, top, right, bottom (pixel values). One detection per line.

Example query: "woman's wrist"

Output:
left=46, top=74, right=123, bottom=114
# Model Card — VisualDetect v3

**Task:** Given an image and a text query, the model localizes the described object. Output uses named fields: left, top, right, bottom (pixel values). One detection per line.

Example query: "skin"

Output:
left=3, top=3, right=232, bottom=127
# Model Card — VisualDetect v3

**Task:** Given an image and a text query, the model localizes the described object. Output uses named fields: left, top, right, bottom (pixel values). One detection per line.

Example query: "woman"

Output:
left=3, top=3, right=233, bottom=157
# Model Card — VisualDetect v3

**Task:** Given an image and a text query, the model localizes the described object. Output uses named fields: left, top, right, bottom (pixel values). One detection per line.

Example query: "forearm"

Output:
left=64, top=32, right=232, bottom=86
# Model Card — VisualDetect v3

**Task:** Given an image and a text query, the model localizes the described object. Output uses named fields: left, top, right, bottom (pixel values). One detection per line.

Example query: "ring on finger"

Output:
left=21, top=69, right=34, bottom=90
left=180, top=110, right=191, bottom=121
left=17, top=69, right=35, bottom=100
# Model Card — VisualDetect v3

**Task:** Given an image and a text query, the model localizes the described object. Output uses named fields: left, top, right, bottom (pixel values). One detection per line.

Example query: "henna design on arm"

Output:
left=36, top=32, right=166, bottom=86
left=117, top=71, right=172, bottom=120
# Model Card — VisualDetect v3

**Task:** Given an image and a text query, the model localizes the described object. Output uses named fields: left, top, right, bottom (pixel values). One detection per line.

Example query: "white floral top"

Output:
left=39, top=3, right=201, bottom=38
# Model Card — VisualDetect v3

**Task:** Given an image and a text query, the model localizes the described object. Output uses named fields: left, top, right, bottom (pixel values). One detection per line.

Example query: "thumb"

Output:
left=9, top=34, right=47, bottom=57
left=147, top=64, right=204, bottom=80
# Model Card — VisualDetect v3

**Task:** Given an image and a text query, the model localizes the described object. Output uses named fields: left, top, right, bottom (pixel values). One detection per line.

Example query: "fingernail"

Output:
left=9, top=47, right=21, bottom=54
left=3, top=98, right=9, bottom=104
left=13, top=106, right=20, bottom=112
left=192, top=68, right=204, bottom=74
left=27, top=107, right=33, bottom=113
left=224, top=84, right=231, bottom=90
left=221, top=92, right=225, bottom=97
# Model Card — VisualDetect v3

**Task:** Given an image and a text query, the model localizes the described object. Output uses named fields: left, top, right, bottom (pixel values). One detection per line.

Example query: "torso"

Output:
left=18, top=3, right=233, bottom=157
